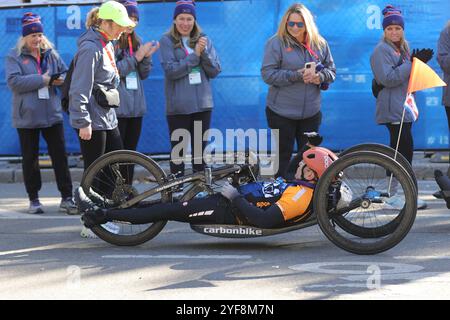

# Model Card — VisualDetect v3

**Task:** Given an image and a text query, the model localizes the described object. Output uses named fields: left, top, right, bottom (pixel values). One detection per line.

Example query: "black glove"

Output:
left=411, top=48, right=434, bottom=63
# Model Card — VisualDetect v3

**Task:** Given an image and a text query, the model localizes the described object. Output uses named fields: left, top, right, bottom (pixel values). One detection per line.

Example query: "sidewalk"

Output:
left=0, top=151, right=448, bottom=183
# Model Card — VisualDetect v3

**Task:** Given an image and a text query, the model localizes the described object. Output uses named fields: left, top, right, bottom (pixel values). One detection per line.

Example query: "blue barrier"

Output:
left=0, top=0, right=449, bottom=155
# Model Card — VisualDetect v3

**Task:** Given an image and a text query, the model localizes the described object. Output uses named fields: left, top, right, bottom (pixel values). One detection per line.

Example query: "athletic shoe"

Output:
left=29, top=199, right=44, bottom=214
left=417, top=198, right=427, bottom=210
left=383, top=195, right=405, bottom=210
left=59, top=197, right=78, bottom=215
left=80, top=225, right=98, bottom=239
left=433, top=191, right=443, bottom=199
left=74, top=187, right=98, bottom=213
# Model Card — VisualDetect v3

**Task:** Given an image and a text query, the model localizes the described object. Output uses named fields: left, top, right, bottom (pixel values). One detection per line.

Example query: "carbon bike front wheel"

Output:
left=81, top=150, right=171, bottom=246
left=314, top=151, right=417, bottom=255
left=334, top=144, right=417, bottom=238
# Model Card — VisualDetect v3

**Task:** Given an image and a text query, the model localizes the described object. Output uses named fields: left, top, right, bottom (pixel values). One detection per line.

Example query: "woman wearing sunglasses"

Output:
left=261, top=3, right=335, bottom=178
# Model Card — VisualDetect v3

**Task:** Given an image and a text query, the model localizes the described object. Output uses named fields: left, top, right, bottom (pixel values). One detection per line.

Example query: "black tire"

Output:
left=334, top=143, right=416, bottom=238
left=314, top=151, right=417, bottom=255
left=81, top=150, right=170, bottom=246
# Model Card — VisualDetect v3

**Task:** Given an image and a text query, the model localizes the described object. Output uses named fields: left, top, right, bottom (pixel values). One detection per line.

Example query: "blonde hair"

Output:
left=86, top=7, right=101, bottom=29
left=276, top=3, right=326, bottom=51
left=168, top=20, right=203, bottom=49
left=15, top=34, right=59, bottom=58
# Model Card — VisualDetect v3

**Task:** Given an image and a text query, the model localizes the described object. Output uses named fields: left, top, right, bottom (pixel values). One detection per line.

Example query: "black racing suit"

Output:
left=96, top=179, right=315, bottom=229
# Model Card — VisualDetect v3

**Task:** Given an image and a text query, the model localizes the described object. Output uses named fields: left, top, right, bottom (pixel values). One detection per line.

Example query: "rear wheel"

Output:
left=314, top=151, right=417, bottom=255
left=81, top=150, right=171, bottom=246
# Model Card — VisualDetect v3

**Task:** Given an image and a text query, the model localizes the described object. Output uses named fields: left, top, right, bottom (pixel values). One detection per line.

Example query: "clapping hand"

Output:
left=195, top=37, right=207, bottom=56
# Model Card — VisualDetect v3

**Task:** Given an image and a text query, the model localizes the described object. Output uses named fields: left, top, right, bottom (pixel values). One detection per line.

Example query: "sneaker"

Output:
left=88, top=188, right=114, bottom=208
left=433, top=191, right=443, bottom=199
left=80, top=225, right=98, bottom=239
left=74, top=187, right=98, bottom=213
left=417, top=198, right=427, bottom=210
left=383, top=195, right=405, bottom=210
left=29, top=199, right=44, bottom=214
left=59, top=197, right=78, bottom=215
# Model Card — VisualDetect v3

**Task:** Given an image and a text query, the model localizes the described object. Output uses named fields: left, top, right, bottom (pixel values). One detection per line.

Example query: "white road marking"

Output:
left=289, top=262, right=423, bottom=275
left=102, top=254, right=252, bottom=260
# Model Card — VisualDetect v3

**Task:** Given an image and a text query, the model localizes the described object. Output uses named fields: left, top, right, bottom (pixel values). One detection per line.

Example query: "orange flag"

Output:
left=407, top=57, right=447, bottom=94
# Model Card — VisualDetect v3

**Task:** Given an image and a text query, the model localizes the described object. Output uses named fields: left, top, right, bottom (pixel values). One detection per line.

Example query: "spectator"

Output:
left=261, top=3, right=336, bottom=178
left=370, top=5, right=432, bottom=210
left=159, top=0, right=221, bottom=183
left=438, top=22, right=450, bottom=168
left=115, top=0, right=159, bottom=182
left=68, top=1, right=135, bottom=237
left=5, top=12, right=76, bottom=214
left=69, top=1, right=135, bottom=171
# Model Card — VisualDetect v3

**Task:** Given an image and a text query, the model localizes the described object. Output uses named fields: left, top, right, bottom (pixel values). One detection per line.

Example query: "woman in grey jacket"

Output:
left=69, top=1, right=135, bottom=171
left=5, top=12, right=76, bottom=214
left=115, top=0, right=159, bottom=159
left=261, top=3, right=335, bottom=178
left=438, top=22, right=450, bottom=162
left=370, top=5, right=432, bottom=210
left=159, top=0, right=221, bottom=179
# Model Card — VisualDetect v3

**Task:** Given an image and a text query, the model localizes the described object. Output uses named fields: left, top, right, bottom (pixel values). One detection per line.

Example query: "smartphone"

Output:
left=304, top=62, right=316, bottom=77
left=49, top=70, right=67, bottom=86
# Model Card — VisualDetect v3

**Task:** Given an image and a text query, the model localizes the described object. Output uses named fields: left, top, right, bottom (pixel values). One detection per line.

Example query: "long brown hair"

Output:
left=118, top=31, right=140, bottom=52
left=168, top=20, right=203, bottom=49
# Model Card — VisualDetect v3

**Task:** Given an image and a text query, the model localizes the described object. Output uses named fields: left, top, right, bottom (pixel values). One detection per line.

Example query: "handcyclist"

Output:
left=76, top=142, right=340, bottom=230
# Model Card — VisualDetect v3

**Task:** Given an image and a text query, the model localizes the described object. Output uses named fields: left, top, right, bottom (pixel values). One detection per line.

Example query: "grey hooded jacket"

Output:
left=370, top=40, right=413, bottom=124
left=5, top=47, right=67, bottom=128
left=438, top=23, right=450, bottom=107
left=261, top=36, right=336, bottom=120
left=115, top=39, right=152, bottom=118
left=69, top=28, right=120, bottom=130
left=159, top=33, right=221, bottom=116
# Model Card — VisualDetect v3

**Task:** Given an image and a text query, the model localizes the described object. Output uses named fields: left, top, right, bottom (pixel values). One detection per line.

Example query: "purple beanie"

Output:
left=382, top=5, right=405, bottom=30
left=22, top=12, right=44, bottom=37
left=119, top=0, right=139, bottom=21
left=173, top=0, right=196, bottom=20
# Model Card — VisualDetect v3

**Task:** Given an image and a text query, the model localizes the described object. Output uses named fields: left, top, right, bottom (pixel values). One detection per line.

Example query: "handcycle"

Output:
left=80, top=144, right=417, bottom=255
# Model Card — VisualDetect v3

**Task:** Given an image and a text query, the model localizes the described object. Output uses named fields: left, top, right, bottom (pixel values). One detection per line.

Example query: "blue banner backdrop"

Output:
left=0, top=0, right=449, bottom=155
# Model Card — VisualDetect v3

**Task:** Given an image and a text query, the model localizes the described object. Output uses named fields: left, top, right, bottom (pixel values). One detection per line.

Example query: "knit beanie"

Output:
left=173, top=0, right=196, bottom=20
left=382, top=5, right=405, bottom=30
left=118, top=0, right=139, bottom=21
left=22, top=12, right=44, bottom=37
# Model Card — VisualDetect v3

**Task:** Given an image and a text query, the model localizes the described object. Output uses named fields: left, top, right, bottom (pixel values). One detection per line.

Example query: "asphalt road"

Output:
left=1, top=181, right=450, bottom=300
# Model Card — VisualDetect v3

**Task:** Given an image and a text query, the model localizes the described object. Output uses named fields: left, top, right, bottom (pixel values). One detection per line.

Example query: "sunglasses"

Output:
left=287, top=21, right=305, bottom=28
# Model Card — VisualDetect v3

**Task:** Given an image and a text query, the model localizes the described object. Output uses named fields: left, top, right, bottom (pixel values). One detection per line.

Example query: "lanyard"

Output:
left=128, top=35, right=134, bottom=56
left=35, top=48, right=42, bottom=75
left=300, top=41, right=319, bottom=61
left=98, top=31, right=119, bottom=75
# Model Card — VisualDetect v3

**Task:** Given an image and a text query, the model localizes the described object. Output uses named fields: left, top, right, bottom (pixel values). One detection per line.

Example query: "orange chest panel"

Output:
left=275, top=186, right=313, bottom=221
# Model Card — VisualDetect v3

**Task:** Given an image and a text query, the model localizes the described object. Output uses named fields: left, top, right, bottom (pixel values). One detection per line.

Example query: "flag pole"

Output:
left=388, top=106, right=406, bottom=196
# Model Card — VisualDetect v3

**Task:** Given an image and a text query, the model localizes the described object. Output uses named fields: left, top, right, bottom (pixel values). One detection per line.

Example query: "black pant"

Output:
left=266, top=107, right=322, bottom=178
left=385, top=122, right=414, bottom=165
left=17, top=123, right=73, bottom=201
left=77, top=127, right=123, bottom=171
left=118, top=117, right=142, bottom=184
left=118, top=117, right=143, bottom=152
left=167, top=111, right=212, bottom=175
left=104, top=194, right=237, bottom=225
left=445, top=106, right=450, bottom=165
left=77, top=127, right=124, bottom=197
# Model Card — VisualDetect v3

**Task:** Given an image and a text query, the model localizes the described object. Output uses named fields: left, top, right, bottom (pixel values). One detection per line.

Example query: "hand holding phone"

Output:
left=49, top=70, right=67, bottom=86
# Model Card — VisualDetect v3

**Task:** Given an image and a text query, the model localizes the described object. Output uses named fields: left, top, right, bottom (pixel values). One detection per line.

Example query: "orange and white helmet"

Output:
left=302, top=147, right=338, bottom=178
